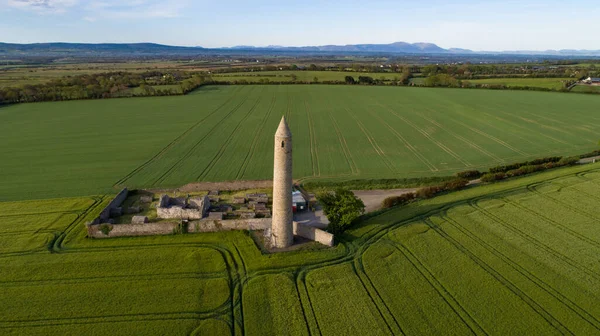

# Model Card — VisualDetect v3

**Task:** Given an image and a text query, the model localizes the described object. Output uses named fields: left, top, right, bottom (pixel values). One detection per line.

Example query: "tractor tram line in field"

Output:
left=416, top=111, right=505, bottom=164
left=113, top=86, right=246, bottom=188
left=3, top=166, right=600, bottom=334
left=303, top=99, right=321, bottom=177
left=151, top=86, right=258, bottom=186
left=196, top=89, right=266, bottom=181
left=500, top=196, right=600, bottom=249
left=383, top=238, right=486, bottom=335
left=4, top=85, right=600, bottom=334
left=439, top=211, right=600, bottom=332
left=328, top=112, right=359, bottom=175
left=235, top=94, right=277, bottom=180
left=365, top=107, right=438, bottom=172
left=376, top=102, right=472, bottom=168
left=423, top=217, right=575, bottom=335
left=468, top=199, right=600, bottom=282
left=470, top=102, right=577, bottom=147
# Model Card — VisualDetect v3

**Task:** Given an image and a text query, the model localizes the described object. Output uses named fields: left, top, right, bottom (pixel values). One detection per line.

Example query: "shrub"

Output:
left=489, top=157, right=563, bottom=173
left=558, top=156, right=579, bottom=166
left=456, top=170, right=481, bottom=179
left=415, top=185, right=443, bottom=199
left=99, top=224, right=113, bottom=236
left=481, top=172, right=506, bottom=182
left=381, top=193, right=416, bottom=209
left=442, top=178, right=469, bottom=191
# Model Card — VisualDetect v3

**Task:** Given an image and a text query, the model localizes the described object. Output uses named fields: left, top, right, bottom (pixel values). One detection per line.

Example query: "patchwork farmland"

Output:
left=1, top=164, right=599, bottom=335
left=1, top=85, right=600, bottom=201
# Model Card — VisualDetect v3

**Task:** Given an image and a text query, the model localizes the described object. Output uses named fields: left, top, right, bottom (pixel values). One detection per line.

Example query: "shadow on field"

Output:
left=187, top=86, right=225, bottom=95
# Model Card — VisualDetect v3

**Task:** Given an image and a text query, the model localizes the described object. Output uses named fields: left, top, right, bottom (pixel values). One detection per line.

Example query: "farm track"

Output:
left=440, top=211, right=600, bottom=331
left=114, top=86, right=245, bottom=187
left=235, top=94, right=276, bottom=180
left=151, top=86, right=257, bottom=186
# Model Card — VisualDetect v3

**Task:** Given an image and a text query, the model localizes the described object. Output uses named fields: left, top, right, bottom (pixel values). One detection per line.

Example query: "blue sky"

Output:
left=0, top=0, right=597, bottom=50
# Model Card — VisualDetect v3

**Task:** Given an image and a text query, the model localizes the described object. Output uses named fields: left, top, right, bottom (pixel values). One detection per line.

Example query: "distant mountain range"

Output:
left=1, top=41, right=600, bottom=57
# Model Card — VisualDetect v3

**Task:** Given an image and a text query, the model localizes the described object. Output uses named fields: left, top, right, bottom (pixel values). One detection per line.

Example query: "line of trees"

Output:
left=0, top=71, right=211, bottom=104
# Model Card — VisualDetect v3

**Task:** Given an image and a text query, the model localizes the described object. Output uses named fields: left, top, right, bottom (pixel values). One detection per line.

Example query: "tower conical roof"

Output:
left=275, top=116, right=292, bottom=137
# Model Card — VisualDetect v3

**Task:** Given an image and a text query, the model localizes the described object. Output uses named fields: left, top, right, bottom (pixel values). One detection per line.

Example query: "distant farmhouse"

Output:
left=582, top=77, right=600, bottom=85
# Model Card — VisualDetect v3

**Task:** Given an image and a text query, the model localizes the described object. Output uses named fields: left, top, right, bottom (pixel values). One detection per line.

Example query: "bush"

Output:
left=558, top=156, right=579, bottom=166
left=489, top=157, right=562, bottom=173
left=481, top=172, right=506, bottom=182
left=99, top=224, right=113, bottom=236
left=442, top=178, right=469, bottom=191
left=381, top=193, right=416, bottom=209
left=456, top=170, right=481, bottom=179
left=415, top=185, right=443, bottom=199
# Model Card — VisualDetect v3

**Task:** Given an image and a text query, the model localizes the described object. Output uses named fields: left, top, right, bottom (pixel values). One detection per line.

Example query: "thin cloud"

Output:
left=4, top=0, right=78, bottom=13
left=85, top=0, right=190, bottom=20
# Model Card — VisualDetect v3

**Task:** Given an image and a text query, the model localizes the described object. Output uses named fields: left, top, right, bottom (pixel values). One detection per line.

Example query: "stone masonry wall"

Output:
left=87, top=217, right=333, bottom=246
left=88, top=222, right=178, bottom=238
left=188, top=218, right=272, bottom=233
left=92, top=188, right=128, bottom=224
left=293, top=222, right=334, bottom=247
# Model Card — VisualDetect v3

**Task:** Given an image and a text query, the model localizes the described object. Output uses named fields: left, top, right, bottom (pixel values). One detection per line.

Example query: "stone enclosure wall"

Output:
left=188, top=218, right=271, bottom=233
left=87, top=222, right=178, bottom=238
left=87, top=217, right=333, bottom=246
left=91, top=188, right=129, bottom=224
left=293, top=222, right=334, bottom=247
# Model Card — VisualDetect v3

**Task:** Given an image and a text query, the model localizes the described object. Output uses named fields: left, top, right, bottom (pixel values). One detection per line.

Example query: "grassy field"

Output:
left=1, top=85, right=600, bottom=201
left=468, top=77, right=571, bottom=89
left=211, top=70, right=403, bottom=82
left=571, top=85, right=600, bottom=93
left=1, top=163, right=599, bottom=334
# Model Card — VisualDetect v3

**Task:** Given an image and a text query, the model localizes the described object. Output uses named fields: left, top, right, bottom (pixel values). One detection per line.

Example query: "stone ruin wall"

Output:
left=88, top=217, right=333, bottom=247
left=88, top=222, right=178, bottom=238
left=293, top=222, right=334, bottom=247
left=156, top=194, right=210, bottom=220
left=91, top=188, right=129, bottom=225
left=188, top=218, right=272, bottom=233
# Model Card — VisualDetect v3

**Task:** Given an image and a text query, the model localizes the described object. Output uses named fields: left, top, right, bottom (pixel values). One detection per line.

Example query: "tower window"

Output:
left=281, top=141, right=285, bottom=148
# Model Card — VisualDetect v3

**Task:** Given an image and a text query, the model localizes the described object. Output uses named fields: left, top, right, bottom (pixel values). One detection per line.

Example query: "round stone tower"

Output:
left=271, top=116, right=293, bottom=248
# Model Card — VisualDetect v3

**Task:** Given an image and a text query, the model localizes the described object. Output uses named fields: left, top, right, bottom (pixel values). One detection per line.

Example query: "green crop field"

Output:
left=2, top=85, right=600, bottom=201
left=468, top=77, right=571, bottom=89
left=1, top=163, right=599, bottom=335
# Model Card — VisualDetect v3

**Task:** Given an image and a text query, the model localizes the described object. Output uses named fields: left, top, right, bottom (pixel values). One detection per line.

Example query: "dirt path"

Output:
left=579, top=155, right=600, bottom=164
left=352, top=188, right=419, bottom=213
